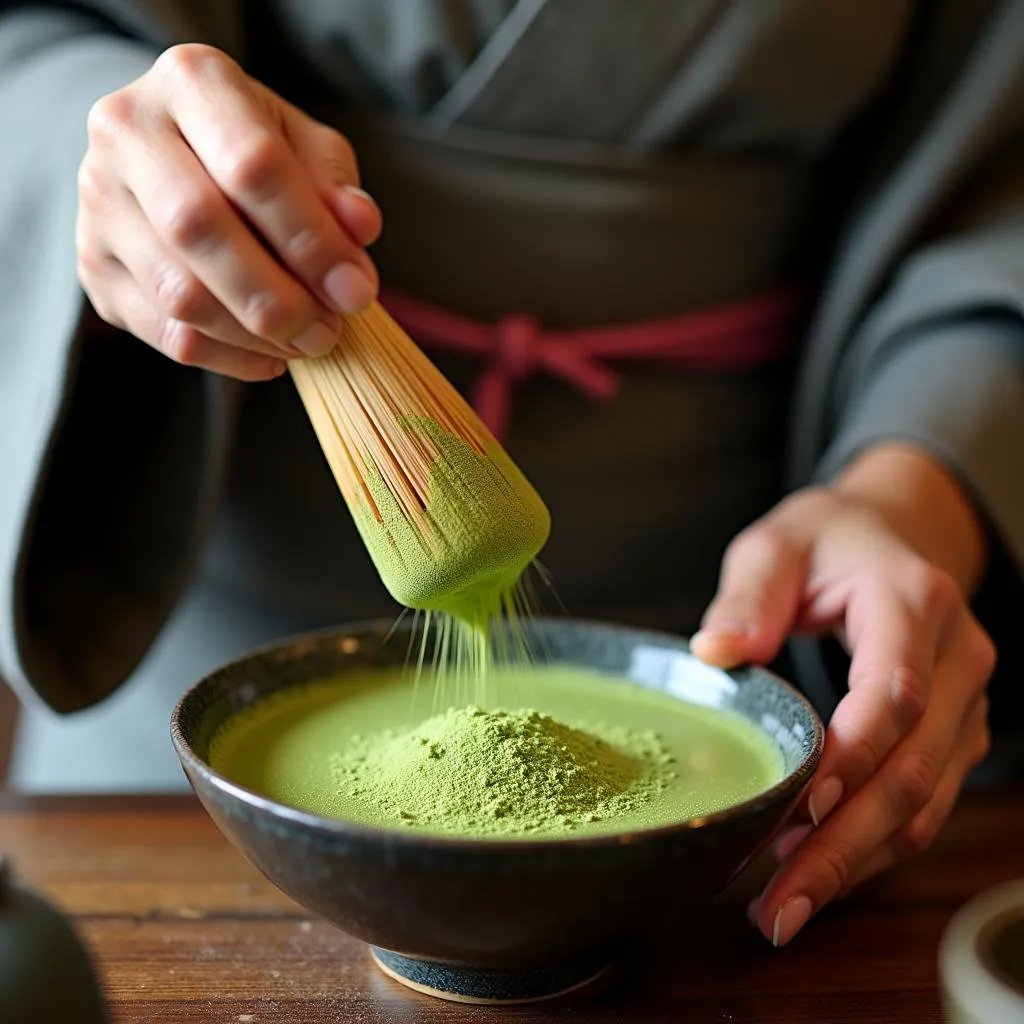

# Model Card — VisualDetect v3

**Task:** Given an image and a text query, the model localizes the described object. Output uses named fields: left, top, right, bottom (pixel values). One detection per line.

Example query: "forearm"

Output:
left=834, top=441, right=987, bottom=597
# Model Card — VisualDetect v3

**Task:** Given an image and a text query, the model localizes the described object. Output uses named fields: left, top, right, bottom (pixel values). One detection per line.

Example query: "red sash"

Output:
left=380, top=288, right=803, bottom=439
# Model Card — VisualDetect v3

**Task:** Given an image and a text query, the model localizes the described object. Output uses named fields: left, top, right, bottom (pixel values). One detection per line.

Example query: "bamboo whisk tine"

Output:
left=288, top=301, right=551, bottom=615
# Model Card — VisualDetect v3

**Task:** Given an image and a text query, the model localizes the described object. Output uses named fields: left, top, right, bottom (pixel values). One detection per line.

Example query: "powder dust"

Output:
left=330, top=705, right=677, bottom=838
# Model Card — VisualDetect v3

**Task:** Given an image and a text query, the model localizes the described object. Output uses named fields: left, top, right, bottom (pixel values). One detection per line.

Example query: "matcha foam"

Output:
left=330, top=706, right=676, bottom=837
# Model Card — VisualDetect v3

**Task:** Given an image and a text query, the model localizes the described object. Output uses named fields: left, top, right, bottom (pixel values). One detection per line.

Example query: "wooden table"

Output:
left=2, top=789, right=1022, bottom=1023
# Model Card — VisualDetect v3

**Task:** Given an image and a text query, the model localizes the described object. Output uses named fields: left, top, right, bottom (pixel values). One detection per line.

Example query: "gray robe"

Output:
left=2, top=0, right=1023, bottom=791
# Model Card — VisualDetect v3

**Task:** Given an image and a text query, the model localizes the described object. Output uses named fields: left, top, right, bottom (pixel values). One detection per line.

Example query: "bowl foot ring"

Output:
left=370, top=947, right=611, bottom=1005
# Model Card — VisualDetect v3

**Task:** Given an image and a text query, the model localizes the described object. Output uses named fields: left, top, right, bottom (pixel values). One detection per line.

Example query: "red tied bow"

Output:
left=379, top=287, right=803, bottom=440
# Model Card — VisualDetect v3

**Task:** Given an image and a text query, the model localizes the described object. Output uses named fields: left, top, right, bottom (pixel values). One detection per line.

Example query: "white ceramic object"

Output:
left=939, top=880, right=1024, bottom=1023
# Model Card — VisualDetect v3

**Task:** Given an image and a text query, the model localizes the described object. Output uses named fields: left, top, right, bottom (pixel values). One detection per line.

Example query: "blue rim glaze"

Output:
left=371, top=946, right=610, bottom=1002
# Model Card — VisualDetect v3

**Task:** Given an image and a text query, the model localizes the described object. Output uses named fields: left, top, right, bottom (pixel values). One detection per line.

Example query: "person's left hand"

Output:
left=690, top=444, right=995, bottom=948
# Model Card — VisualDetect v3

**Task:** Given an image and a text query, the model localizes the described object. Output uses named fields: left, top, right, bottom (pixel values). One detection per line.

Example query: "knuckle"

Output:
left=809, top=837, right=858, bottom=895
left=86, top=91, right=134, bottom=145
left=154, top=266, right=211, bottom=323
left=899, top=813, right=940, bottom=858
left=728, top=523, right=791, bottom=568
left=970, top=625, right=998, bottom=682
left=970, top=702, right=992, bottom=766
left=80, top=273, right=122, bottom=328
left=909, top=562, right=959, bottom=619
left=75, top=244, right=108, bottom=281
left=242, top=290, right=304, bottom=341
left=155, top=43, right=230, bottom=83
left=76, top=159, right=107, bottom=208
left=777, top=485, right=834, bottom=520
left=320, top=128, right=359, bottom=182
left=888, top=663, right=929, bottom=729
left=159, top=193, right=221, bottom=252
left=891, top=749, right=939, bottom=817
left=85, top=290, right=120, bottom=328
left=283, top=226, right=330, bottom=268
left=971, top=730, right=992, bottom=770
left=831, top=722, right=884, bottom=780
left=159, top=319, right=206, bottom=367
left=847, top=655, right=888, bottom=692
left=74, top=216, right=110, bottom=279
left=219, top=134, right=285, bottom=200
left=333, top=130, right=357, bottom=171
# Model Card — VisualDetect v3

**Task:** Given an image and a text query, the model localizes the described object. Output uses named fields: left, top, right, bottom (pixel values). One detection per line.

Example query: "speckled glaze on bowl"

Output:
left=171, top=617, right=823, bottom=1004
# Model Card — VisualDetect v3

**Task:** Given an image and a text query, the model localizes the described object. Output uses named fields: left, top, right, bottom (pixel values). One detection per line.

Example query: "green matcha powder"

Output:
left=330, top=705, right=677, bottom=837
left=315, top=417, right=678, bottom=837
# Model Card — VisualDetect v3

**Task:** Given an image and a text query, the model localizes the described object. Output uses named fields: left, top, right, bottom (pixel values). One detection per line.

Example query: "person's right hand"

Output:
left=76, top=44, right=382, bottom=381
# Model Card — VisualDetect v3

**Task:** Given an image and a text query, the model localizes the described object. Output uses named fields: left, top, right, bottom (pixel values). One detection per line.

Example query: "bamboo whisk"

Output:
left=288, top=301, right=551, bottom=617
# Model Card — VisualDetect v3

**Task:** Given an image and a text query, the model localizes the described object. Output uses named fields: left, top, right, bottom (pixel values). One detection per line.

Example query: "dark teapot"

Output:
left=0, top=856, right=107, bottom=1023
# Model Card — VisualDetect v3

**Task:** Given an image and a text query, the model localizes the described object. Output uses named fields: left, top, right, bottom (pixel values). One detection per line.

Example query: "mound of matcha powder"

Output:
left=329, top=706, right=676, bottom=837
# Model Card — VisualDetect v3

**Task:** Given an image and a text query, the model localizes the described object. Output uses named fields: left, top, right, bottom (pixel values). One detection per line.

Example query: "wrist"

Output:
left=833, top=441, right=987, bottom=595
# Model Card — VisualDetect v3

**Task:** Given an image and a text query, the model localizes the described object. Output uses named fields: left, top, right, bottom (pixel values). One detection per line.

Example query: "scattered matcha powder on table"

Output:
left=330, top=706, right=677, bottom=837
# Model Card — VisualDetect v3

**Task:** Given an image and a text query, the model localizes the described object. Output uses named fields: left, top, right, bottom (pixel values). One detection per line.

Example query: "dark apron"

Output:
left=203, top=114, right=813, bottom=636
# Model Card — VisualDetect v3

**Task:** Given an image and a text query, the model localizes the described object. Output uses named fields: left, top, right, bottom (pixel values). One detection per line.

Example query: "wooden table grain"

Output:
left=1, top=789, right=1022, bottom=1023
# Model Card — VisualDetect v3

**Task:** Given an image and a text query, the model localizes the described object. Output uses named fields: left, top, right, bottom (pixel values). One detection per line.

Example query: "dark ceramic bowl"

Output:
left=171, top=618, right=823, bottom=1004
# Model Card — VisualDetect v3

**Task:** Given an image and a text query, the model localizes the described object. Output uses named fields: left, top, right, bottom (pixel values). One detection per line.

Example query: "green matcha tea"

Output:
left=208, top=667, right=784, bottom=840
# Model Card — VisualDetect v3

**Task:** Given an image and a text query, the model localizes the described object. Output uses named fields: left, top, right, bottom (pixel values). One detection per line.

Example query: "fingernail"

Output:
left=690, top=624, right=755, bottom=669
left=324, top=263, right=377, bottom=313
left=692, top=621, right=752, bottom=640
left=270, top=360, right=287, bottom=378
left=771, top=895, right=813, bottom=947
left=808, top=776, right=843, bottom=827
left=292, top=320, right=338, bottom=358
left=342, top=184, right=377, bottom=207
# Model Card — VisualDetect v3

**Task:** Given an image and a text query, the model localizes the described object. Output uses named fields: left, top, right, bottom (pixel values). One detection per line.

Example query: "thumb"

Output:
left=275, top=90, right=383, bottom=249
left=690, top=526, right=807, bottom=668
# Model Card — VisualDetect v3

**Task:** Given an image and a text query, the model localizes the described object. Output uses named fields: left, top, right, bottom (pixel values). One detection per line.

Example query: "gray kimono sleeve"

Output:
left=0, top=8, right=232, bottom=714
left=816, top=220, right=1024, bottom=569
left=811, top=134, right=1024, bottom=730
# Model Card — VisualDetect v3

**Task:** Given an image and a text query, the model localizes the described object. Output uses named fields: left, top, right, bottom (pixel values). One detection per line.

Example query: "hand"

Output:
left=76, top=44, right=382, bottom=381
left=690, top=444, right=995, bottom=947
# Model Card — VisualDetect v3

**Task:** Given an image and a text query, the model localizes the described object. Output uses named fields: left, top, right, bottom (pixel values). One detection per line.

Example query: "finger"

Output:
left=839, top=698, right=989, bottom=895
left=888, top=695, right=989, bottom=865
left=122, top=121, right=340, bottom=359
left=691, top=523, right=808, bottom=668
left=754, top=622, right=986, bottom=946
left=106, top=266, right=287, bottom=381
left=773, top=824, right=813, bottom=862
left=158, top=47, right=377, bottom=315
left=328, top=185, right=384, bottom=248
left=741, top=823, right=814, bottom=931
left=268, top=91, right=384, bottom=248
left=803, top=578, right=941, bottom=828
left=93, top=74, right=342, bottom=359
left=87, top=200, right=305, bottom=361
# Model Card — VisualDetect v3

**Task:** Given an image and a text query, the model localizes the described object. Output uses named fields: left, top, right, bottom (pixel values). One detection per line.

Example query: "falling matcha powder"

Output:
left=330, top=706, right=677, bottom=837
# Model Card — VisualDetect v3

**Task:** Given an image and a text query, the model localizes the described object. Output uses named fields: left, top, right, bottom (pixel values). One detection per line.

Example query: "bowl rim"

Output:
left=170, top=616, right=824, bottom=853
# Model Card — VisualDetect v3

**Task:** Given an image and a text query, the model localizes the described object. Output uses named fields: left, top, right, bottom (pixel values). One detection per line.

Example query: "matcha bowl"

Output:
left=170, top=618, right=823, bottom=1004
